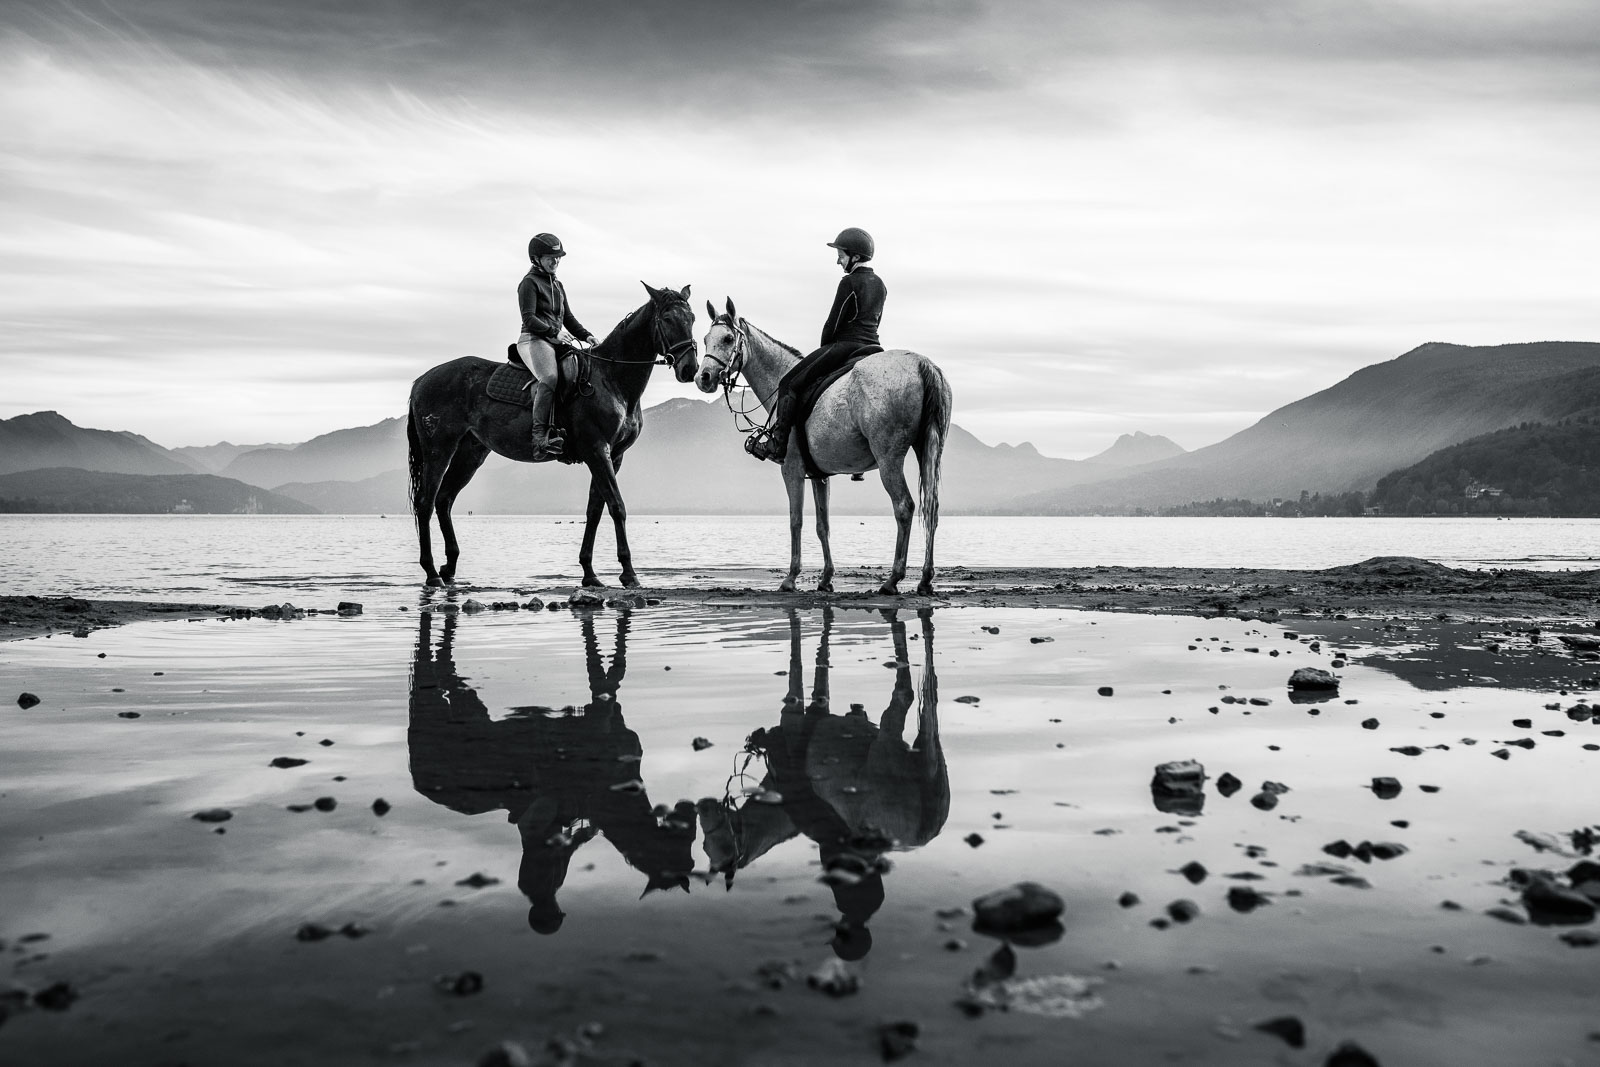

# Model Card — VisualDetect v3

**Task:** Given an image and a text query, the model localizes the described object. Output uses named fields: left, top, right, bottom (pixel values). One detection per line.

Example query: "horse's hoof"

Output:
left=425, top=576, right=443, bottom=588
left=816, top=581, right=833, bottom=593
left=582, top=579, right=606, bottom=589
left=621, top=575, right=641, bottom=589
left=877, top=583, right=900, bottom=596
left=916, top=582, right=935, bottom=597
left=778, top=581, right=797, bottom=593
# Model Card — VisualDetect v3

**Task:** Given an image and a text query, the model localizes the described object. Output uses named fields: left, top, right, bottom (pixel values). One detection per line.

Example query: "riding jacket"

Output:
left=819, top=266, right=886, bottom=348
left=519, top=265, right=596, bottom=345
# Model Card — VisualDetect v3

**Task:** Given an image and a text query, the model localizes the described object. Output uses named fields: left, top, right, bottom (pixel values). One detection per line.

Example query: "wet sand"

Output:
left=7, top=556, right=1600, bottom=644
left=4, top=569, right=1600, bottom=1066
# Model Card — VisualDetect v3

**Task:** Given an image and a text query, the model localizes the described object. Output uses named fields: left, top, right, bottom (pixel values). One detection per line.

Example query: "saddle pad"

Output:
left=486, top=361, right=532, bottom=404
left=795, top=345, right=884, bottom=479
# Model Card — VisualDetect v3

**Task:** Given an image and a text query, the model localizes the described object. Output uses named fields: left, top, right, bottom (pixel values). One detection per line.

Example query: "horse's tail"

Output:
left=913, top=357, right=951, bottom=534
left=406, top=403, right=427, bottom=528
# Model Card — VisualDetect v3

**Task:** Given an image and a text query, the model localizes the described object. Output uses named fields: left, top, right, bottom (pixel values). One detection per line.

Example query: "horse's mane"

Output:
left=728, top=317, right=801, bottom=360
left=603, top=290, right=690, bottom=346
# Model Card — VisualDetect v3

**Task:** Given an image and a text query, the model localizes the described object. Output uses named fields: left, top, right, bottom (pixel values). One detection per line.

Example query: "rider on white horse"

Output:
left=747, top=227, right=887, bottom=463
left=517, top=232, right=598, bottom=461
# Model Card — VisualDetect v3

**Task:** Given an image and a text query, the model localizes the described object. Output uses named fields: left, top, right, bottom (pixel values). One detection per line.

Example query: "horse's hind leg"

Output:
left=408, top=417, right=456, bottom=588
left=811, top=477, right=834, bottom=592
left=875, top=453, right=915, bottom=596
left=434, top=437, right=490, bottom=583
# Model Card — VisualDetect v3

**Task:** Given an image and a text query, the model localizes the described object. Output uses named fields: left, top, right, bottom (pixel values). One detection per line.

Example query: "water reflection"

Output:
left=698, top=607, right=949, bottom=960
left=408, top=610, right=695, bottom=934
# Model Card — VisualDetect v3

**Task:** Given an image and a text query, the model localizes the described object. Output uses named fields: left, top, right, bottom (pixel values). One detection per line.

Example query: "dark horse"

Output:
left=407, top=283, right=698, bottom=588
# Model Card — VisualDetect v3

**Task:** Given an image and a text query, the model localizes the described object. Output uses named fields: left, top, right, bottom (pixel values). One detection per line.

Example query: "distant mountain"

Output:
left=1085, top=431, right=1185, bottom=468
left=1005, top=341, right=1600, bottom=513
left=171, top=440, right=293, bottom=473
left=0, top=468, right=318, bottom=514
left=0, top=411, right=198, bottom=477
left=263, top=398, right=1135, bottom=515
left=220, top=418, right=407, bottom=486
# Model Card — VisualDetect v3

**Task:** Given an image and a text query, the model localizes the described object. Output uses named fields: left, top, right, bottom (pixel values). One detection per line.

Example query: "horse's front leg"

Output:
left=578, top=476, right=607, bottom=588
left=811, top=477, right=834, bottom=592
left=876, top=457, right=915, bottom=596
left=586, top=452, right=640, bottom=589
left=779, top=459, right=806, bottom=592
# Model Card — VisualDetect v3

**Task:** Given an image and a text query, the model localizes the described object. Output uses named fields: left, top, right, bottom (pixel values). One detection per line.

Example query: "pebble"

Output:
left=16, top=692, right=40, bottom=709
left=1370, top=777, right=1402, bottom=799
left=954, top=695, right=981, bottom=704
left=1215, top=772, right=1242, bottom=797
left=1227, top=886, right=1272, bottom=913
left=1178, top=861, right=1208, bottom=884
left=456, top=872, right=501, bottom=889
left=972, top=882, right=1064, bottom=934
left=806, top=958, right=859, bottom=997
left=1361, top=718, right=1379, bottom=729
left=964, top=833, right=985, bottom=848
left=313, top=796, right=337, bottom=812
left=269, top=757, right=308, bottom=769
left=692, top=736, right=714, bottom=751
left=1252, top=1015, right=1306, bottom=1049
left=1287, top=667, right=1339, bottom=691
left=1117, top=891, right=1141, bottom=908
left=1030, top=636, right=1054, bottom=644
left=1167, top=899, right=1200, bottom=923
left=296, top=923, right=334, bottom=941
left=192, top=808, right=233, bottom=823
left=437, top=971, right=485, bottom=996
left=1249, top=791, right=1278, bottom=811
left=371, top=798, right=391, bottom=816
left=32, top=981, right=78, bottom=1012
left=877, top=1020, right=920, bottom=1062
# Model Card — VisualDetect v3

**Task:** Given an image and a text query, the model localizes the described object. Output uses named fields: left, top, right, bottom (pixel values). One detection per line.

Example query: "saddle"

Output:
left=793, top=344, right=882, bottom=480
left=487, top=344, right=594, bottom=464
left=489, top=343, right=592, bottom=404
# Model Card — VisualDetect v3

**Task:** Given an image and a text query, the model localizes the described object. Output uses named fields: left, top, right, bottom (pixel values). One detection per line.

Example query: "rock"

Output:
left=336, top=602, right=363, bottom=615
left=1029, top=636, right=1054, bottom=644
left=476, top=1041, right=533, bottom=1067
left=1389, top=746, right=1423, bottom=756
left=1559, top=929, right=1599, bottom=947
left=1329, top=875, right=1372, bottom=889
left=964, top=833, right=985, bottom=848
left=1151, top=760, right=1207, bottom=815
left=1325, top=1040, right=1381, bottom=1066
left=1361, top=718, right=1379, bottom=729
left=1323, top=840, right=1353, bottom=858
left=371, top=798, right=391, bottom=816
left=1166, top=899, right=1200, bottom=923
left=521, top=598, right=545, bottom=611
left=1215, top=772, right=1242, bottom=797
left=1249, top=791, right=1278, bottom=811
left=313, top=796, right=337, bottom=812
left=1252, top=1015, right=1305, bottom=1048
left=461, top=599, right=486, bottom=613
left=1287, top=667, right=1339, bottom=691
left=31, top=982, right=78, bottom=1012
left=692, top=736, right=714, bottom=751
left=117, top=711, right=140, bottom=719
left=338, top=922, right=370, bottom=939
left=1227, top=886, right=1272, bottom=913
left=1370, top=777, right=1402, bottom=799
left=1117, top=891, right=1140, bottom=908
left=269, top=757, right=308, bottom=769
left=296, top=923, right=334, bottom=941
left=806, top=958, right=859, bottom=997
left=1491, top=748, right=1511, bottom=760
left=568, top=589, right=605, bottom=608
left=436, top=970, right=485, bottom=996
left=1096, top=686, right=1113, bottom=696
left=1260, top=780, right=1290, bottom=795
left=972, top=882, right=1065, bottom=935
left=456, top=872, right=501, bottom=889
left=1523, top=879, right=1597, bottom=925
left=1178, top=861, right=1208, bottom=884
left=954, top=695, right=981, bottom=704
left=192, top=808, right=233, bottom=823
left=877, top=1020, right=920, bottom=1061
left=1369, top=842, right=1408, bottom=861
left=16, top=692, right=40, bottom=709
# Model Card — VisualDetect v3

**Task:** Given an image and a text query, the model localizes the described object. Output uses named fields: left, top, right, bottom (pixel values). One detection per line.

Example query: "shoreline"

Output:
left=6, top=556, right=1600, bottom=641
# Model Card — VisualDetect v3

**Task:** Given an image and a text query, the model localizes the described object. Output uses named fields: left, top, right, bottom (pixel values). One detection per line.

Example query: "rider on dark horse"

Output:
left=518, top=232, right=599, bottom=461
left=747, top=227, right=886, bottom=463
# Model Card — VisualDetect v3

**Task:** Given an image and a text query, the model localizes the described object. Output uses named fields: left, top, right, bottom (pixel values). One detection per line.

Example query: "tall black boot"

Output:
left=529, top=380, right=565, bottom=461
left=749, top=394, right=796, bottom=463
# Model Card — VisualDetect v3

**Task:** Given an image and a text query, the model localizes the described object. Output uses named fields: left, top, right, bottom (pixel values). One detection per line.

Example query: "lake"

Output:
left=2, top=599, right=1596, bottom=1064
left=4, top=514, right=1600, bottom=603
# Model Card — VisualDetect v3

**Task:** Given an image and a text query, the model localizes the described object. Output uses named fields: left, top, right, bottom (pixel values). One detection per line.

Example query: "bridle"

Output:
left=702, top=316, right=774, bottom=433
left=583, top=302, right=697, bottom=368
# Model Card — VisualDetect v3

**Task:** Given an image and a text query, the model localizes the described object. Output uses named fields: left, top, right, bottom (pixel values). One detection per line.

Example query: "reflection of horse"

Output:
left=406, top=284, right=700, bottom=589
left=698, top=607, right=947, bottom=959
left=696, top=300, right=951, bottom=596
left=408, top=608, right=694, bottom=934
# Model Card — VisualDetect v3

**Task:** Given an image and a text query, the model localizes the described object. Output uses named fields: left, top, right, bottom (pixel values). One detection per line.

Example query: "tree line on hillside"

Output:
left=1154, top=417, right=1600, bottom=517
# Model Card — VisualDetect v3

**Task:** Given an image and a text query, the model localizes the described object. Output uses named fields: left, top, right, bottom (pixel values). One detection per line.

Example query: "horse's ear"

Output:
left=640, top=280, right=658, bottom=301
left=705, top=299, right=717, bottom=322
left=679, top=284, right=691, bottom=300
left=725, top=297, right=738, bottom=321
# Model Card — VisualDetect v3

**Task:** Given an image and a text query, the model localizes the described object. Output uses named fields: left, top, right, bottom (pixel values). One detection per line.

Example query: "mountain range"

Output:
left=2, top=339, right=1596, bottom=514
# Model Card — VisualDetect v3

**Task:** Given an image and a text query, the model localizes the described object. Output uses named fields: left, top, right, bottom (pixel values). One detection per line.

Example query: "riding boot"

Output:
left=529, top=380, right=565, bottom=462
left=749, top=394, right=796, bottom=463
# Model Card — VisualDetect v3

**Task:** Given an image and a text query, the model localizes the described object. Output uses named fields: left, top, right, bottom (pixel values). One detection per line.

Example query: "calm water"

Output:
left=2, top=600, right=1597, bottom=1064
left=3, top=514, right=1600, bottom=602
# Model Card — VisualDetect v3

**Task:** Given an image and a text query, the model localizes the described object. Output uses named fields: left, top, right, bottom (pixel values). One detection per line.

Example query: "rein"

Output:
left=582, top=303, right=695, bottom=367
left=704, top=318, right=777, bottom=433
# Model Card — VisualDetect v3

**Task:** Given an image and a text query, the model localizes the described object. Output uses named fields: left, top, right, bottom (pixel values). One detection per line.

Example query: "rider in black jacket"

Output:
left=518, top=233, right=598, bottom=461
left=748, top=228, right=886, bottom=463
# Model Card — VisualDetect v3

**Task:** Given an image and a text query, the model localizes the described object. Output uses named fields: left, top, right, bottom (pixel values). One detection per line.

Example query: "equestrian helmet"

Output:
left=827, top=227, right=874, bottom=260
left=528, top=233, right=567, bottom=260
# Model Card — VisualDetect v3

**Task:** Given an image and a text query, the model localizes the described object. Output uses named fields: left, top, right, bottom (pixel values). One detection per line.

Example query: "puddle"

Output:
left=1, top=603, right=1597, bottom=1065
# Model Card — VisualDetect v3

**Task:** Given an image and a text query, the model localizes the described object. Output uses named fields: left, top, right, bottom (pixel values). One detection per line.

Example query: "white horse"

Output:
left=698, top=298, right=952, bottom=596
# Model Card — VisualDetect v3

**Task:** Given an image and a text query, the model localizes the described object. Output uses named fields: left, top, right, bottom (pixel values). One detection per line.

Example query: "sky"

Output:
left=3, top=0, right=1600, bottom=458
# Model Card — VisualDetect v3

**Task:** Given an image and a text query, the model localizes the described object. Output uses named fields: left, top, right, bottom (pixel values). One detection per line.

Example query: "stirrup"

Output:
left=744, top=428, right=772, bottom=457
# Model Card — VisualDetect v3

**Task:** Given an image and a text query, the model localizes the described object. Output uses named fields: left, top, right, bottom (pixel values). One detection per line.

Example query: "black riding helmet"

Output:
left=827, top=227, right=874, bottom=261
left=528, top=232, right=567, bottom=261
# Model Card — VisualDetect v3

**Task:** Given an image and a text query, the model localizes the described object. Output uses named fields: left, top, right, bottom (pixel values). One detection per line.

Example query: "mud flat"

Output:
left=3, top=575, right=1599, bottom=1065
left=7, top=557, right=1600, bottom=644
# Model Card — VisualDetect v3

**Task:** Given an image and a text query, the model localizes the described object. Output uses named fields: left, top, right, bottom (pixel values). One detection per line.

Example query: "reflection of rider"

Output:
left=517, top=232, right=599, bottom=461
left=747, top=228, right=887, bottom=463
left=699, top=607, right=946, bottom=960
left=408, top=608, right=694, bottom=934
